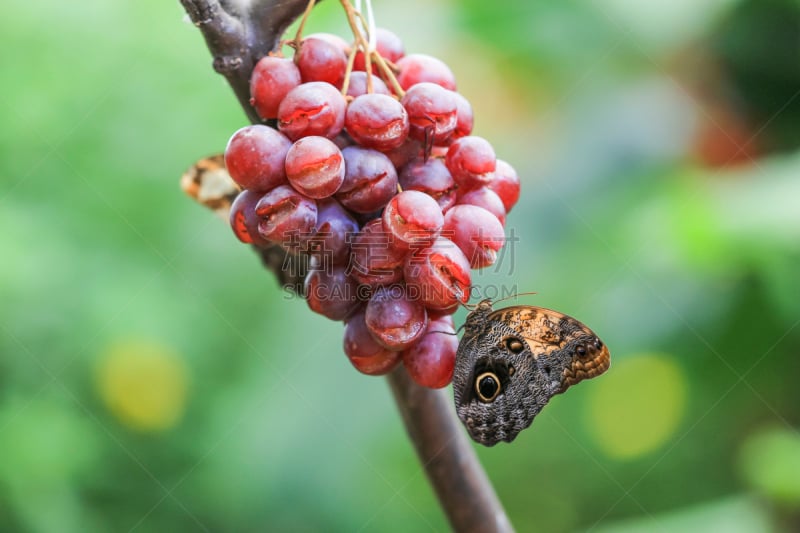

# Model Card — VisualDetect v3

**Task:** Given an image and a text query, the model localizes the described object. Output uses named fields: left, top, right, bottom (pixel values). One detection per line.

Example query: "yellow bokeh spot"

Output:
left=586, top=353, right=686, bottom=459
left=95, top=339, right=188, bottom=432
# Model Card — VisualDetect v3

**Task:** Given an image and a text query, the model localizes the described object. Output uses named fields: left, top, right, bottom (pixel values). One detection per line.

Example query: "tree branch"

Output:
left=388, top=368, right=513, bottom=532
left=179, top=1, right=512, bottom=530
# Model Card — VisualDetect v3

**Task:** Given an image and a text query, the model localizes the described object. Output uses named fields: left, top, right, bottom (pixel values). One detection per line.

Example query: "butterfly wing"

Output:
left=487, top=305, right=610, bottom=392
left=454, top=304, right=610, bottom=446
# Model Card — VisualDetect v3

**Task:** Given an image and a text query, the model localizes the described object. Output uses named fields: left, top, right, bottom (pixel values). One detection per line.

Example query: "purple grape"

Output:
left=305, top=199, right=358, bottom=266
left=335, top=146, right=398, bottom=213
left=343, top=308, right=402, bottom=375
left=255, top=184, right=317, bottom=247
left=304, top=265, right=360, bottom=321
left=365, top=285, right=428, bottom=351
left=399, top=157, right=457, bottom=212
left=442, top=205, right=505, bottom=269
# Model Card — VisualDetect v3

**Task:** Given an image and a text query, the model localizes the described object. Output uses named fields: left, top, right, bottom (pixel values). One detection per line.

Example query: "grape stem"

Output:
left=293, top=0, right=317, bottom=44
left=338, top=0, right=405, bottom=98
left=179, top=1, right=512, bottom=530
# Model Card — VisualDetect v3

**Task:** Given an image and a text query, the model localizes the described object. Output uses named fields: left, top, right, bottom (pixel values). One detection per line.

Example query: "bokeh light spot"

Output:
left=586, top=353, right=686, bottom=459
left=739, top=426, right=800, bottom=506
left=95, top=339, right=188, bottom=432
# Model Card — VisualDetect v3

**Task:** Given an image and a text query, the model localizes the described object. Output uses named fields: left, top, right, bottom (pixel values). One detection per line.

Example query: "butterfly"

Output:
left=180, top=154, right=239, bottom=217
left=453, top=299, right=610, bottom=446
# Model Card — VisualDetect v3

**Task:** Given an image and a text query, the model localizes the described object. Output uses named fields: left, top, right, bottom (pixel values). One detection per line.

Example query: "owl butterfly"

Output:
left=453, top=299, right=610, bottom=446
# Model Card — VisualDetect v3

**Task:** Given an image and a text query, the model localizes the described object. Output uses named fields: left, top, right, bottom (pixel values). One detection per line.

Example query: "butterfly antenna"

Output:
left=491, top=290, right=538, bottom=306
left=453, top=286, right=477, bottom=311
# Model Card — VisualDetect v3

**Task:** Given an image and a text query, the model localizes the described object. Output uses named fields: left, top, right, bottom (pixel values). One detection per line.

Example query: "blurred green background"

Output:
left=2, top=0, right=799, bottom=531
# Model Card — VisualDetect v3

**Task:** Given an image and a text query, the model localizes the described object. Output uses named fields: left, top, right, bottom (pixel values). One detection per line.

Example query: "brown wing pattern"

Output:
left=488, top=305, right=610, bottom=389
left=180, top=154, right=240, bottom=219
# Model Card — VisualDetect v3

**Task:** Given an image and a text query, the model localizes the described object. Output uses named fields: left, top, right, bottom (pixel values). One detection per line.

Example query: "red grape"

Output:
left=404, top=236, right=471, bottom=310
left=284, top=136, right=345, bottom=198
left=488, top=159, right=520, bottom=212
left=278, top=82, right=347, bottom=141
left=250, top=56, right=302, bottom=120
left=457, top=187, right=506, bottom=225
left=445, top=136, right=496, bottom=189
left=304, top=265, right=360, bottom=320
left=354, top=28, right=405, bottom=72
left=401, top=82, right=458, bottom=145
left=365, top=285, right=428, bottom=350
left=343, top=308, right=402, bottom=375
left=345, top=71, right=391, bottom=98
left=229, top=189, right=269, bottom=246
left=345, top=93, right=409, bottom=151
left=399, top=157, right=457, bottom=212
left=383, top=138, right=423, bottom=169
left=335, top=146, right=398, bottom=213
left=307, top=199, right=358, bottom=265
left=221, top=25, right=522, bottom=388
left=382, top=190, right=443, bottom=249
left=396, top=54, right=457, bottom=91
left=453, top=92, right=474, bottom=139
left=224, top=125, right=291, bottom=192
left=305, top=32, right=351, bottom=55
left=402, top=315, right=457, bottom=388
left=349, top=219, right=406, bottom=287
left=295, top=37, right=348, bottom=88
left=254, top=184, right=317, bottom=246
left=442, top=205, right=505, bottom=269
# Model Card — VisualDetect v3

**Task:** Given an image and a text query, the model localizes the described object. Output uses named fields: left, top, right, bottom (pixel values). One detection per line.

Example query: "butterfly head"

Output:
left=462, top=299, right=495, bottom=337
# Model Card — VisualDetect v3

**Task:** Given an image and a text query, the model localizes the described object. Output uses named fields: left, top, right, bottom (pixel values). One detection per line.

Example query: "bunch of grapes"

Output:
left=225, top=22, right=520, bottom=389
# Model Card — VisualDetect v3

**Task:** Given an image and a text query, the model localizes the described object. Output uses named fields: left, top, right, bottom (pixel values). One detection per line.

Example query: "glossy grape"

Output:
left=445, top=136, right=496, bottom=189
left=381, top=190, right=443, bottom=249
left=304, top=265, right=360, bottom=320
left=254, top=184, right=317, bottom=246
left=343, top=308, right=402, bottom=375
left=399, top=157, right=457, bottom=212
left=349, top=219, right=406, bottom=287
left=457, top=187, right=506, bottom=225
left=365, top=285, right=428, bottom=350
left=383, top=138, right=423, bottom=169
left=305, top=32, right=351, bottom=55
left=442, top=205, right=505, bottom=269
left=488, top=159, right=520, bottom=212
left=295, top=37, right=348, bottom=88
left=354, top=28, right=405, bottom=72
left=396, top=54, right=457, bottom=91
left=284, top=136, right=345, bottom=198
left=404, top=236, right=471, bottom=310
left=335, top=146, right=398, bottom=213
left=224, top=125, right=291, bottom=192
left=278, top=82, right=347, bottom=141
left=250, top=56, right=302, bottom=120
left=345, top=93, right=409, bottom=151
left=229, top=189, right=269, bottom=246
left=402, top=315, right=457, bottom=388
left=306, top=199, right=358, bottom=265
left=345, top=71, right=391, bottom=98
left=453, top=92, right=474, bottom=139
left=401, top=82, right=458, bottom=145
